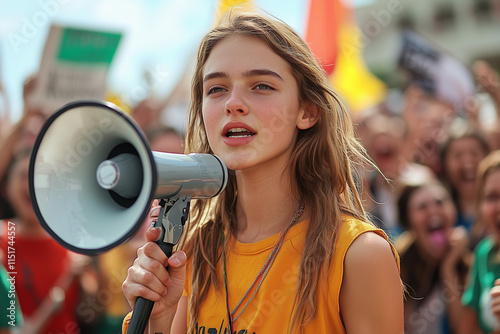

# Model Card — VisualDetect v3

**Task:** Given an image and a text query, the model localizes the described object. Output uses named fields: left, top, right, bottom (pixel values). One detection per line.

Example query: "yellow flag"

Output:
left=330, top=24, right=387, bottom=113
left=215, top=0, right=254, bottom=22
left=105, top=90, right=131, bottom=115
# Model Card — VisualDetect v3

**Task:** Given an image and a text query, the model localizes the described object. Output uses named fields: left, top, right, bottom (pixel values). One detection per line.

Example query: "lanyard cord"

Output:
left=222, top=202, right=305, bottom=332
left=221, top=231, right=233, bottom=334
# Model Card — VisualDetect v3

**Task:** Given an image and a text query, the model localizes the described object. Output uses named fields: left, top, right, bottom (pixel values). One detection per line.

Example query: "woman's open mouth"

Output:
left=225, top=128, right=255, bottom=138
left=428, top=219, right=448, bottom=249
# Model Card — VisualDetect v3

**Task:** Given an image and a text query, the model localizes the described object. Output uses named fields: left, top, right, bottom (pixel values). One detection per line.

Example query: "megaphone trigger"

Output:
left=153, top=194, right=191, bottom=257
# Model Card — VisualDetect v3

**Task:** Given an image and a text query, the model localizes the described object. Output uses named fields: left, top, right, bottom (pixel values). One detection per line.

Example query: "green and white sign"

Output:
left=31, top=25, right=122, bottom=115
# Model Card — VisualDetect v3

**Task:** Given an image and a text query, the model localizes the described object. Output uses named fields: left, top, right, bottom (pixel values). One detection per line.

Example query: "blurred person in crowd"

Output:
left=439, top=119, right=490, bottom=234
left=400, top=84, right=455, bottom=175
left=357, top=108, right=407, bottom=239
left=0, top=149, right=98, bottom=334
left=93, top=221, right=150, bottom=334
left=473, top=60, right=500, bottom=152
left=146, top=125, right=184, bottom=153
left=396, top=172, right=470, bottom=334
left=460, top=150, right=500, bottom=334
left=131, top=97, right=163, bottom=132
left=0, top=75, right=46, bottom=220
left=0, top=78, right=9, bottom=137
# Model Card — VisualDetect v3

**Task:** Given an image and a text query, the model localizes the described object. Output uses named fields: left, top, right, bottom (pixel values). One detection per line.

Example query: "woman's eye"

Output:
left=485, top=193, right=500, bottom=203
left=207, top=87, right=225, bottom=95
left=255, top=83, right=274, bottom=90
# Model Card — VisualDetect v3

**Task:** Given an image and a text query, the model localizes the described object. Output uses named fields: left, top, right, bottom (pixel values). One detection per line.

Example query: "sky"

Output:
left=0, top=0, right=375, bottom=124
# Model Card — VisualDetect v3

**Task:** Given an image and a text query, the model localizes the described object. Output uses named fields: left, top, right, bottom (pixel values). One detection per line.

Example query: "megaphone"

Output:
left=29, top=100, right=228, bottom=334
left=29, top=100, right=228, bottom=255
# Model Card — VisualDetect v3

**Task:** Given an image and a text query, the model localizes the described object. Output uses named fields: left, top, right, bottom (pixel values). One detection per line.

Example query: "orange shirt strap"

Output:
left=122, top=311, right=133, bottom=334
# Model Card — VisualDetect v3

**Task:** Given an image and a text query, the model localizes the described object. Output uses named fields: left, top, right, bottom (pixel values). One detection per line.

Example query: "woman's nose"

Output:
left=225, top=88, right=248, bottom=115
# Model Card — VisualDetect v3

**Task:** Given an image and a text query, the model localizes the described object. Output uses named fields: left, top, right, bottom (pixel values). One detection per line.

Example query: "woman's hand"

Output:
left=490, top=278, right=500, bottom=323
left=122, top=206, right=187, bottom=320
left=442, top=226, right=469, bottom=271
left=473, top=60, right=500, bottom=100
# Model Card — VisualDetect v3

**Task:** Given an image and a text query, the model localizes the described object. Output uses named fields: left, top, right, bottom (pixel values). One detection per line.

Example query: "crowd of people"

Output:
left=356, top=57, right=500, bottom=333
left=0, top=9, right=499, bottom=334
left=0, top=76, right=185, bottom=333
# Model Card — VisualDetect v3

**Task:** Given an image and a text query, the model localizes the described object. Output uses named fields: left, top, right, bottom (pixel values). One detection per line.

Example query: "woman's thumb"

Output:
left=167, top=251, right=187, bottom=284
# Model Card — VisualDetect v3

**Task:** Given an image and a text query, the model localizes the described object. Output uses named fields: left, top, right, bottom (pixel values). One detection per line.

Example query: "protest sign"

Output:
left=398, top=30, right=474, bottom=112
left=30, top=24, right=122, bottom=114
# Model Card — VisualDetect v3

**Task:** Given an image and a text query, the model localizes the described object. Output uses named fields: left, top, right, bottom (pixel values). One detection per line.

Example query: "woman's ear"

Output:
left=297, top=102, right=320, bottom=130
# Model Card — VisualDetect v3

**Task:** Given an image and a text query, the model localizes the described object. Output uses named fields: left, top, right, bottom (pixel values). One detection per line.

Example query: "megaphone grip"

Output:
left=157, top=242, right=174, bottom=257
left=127, top=242, right=174, bottom=334
left=127, top=297, right=154, bottom=334
left=127, top=238, right=174, bottom=333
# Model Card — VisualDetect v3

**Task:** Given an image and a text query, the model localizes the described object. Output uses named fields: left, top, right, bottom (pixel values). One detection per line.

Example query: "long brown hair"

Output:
left=181, top=11, right=373, bottom=332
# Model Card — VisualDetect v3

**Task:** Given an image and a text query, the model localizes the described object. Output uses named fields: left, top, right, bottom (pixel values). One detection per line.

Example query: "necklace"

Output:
left=222, top=201, right=305, bottom=333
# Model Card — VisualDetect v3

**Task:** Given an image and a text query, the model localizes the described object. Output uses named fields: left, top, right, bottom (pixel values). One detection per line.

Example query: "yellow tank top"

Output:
left=183, top=216, right=399, bottom=333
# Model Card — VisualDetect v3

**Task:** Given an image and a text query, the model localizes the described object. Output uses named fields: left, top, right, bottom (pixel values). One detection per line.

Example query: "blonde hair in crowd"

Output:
left=474, top=150, right=500, bottom=240
left=181, top=11, right=374, bottom=332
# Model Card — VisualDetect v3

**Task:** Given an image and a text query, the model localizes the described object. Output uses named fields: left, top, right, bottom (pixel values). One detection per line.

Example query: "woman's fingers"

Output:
left=150, top=205, right=161, bottom=220
left=491, top=279, right=500, bottom=318
left=137, top=242, right=170, bottom=278
left=145, top=226, right=162, bottom=242
left=166, top=251, right=188, bottom=287
left=122, top=273, right=164, bottom=305
left=123, top=242, right=168, bottom=305
left=122, top=231, right=188, bottom=320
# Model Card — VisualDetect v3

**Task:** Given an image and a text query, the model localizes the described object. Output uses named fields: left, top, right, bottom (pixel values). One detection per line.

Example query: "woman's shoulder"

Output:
left=340, top=216, right=379, bottom=232
left=344, top=230, right=397, bottom=263
left=337, top=216, right=390, bottom=249
left=336, top=218, right=404, bottom=333
left=337, top=216, right=399, bottom=272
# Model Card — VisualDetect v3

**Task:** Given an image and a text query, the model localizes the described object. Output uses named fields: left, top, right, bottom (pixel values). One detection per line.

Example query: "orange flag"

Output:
left=304, top=0, right=386, bottom=113
left=304, top=0, right=346, bottom=76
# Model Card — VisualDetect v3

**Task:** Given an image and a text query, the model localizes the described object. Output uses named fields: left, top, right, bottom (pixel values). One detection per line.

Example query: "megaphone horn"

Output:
left=29, top=100, right=227, bottom=255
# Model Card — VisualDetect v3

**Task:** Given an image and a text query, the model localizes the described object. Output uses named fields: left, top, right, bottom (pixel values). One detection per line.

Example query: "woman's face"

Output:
left=407, top=183, right=457, bottom=260
left=369, top=132, right=402, bottom=180
left=201, top=34, right=313, bottom=172
left=444, top=137, right=487, bottom=197
left=481, top=169, right=500, bottom=242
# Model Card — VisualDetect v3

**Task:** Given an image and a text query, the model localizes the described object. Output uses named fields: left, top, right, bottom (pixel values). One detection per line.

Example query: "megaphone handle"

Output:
left=127, top=241, right=174, bottom=334
left=157, top=242, right=174, bottom=257
left=127, top=297, right=154, bottom=334
left=128, top=197, right=187, bottom=334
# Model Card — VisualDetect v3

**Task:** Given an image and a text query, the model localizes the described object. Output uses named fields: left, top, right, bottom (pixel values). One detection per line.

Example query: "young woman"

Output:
left=461, top=150, right=500, bottom=334
left=395, top=174, right=470, bottom=334
left=122, top=11, right=403, bottom=334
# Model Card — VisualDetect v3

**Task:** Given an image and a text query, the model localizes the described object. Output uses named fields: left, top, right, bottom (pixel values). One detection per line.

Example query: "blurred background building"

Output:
left=356, top=0, right=500, bottom=83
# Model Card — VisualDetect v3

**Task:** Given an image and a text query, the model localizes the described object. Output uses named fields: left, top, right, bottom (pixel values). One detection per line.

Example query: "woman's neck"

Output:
left=233, top=166, right=304, bottom=243
left=458, top=195, right=476, bottom=218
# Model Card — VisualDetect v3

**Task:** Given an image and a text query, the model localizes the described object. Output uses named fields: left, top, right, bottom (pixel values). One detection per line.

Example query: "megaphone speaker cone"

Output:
left=29, top=100, right=157, bottom=255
